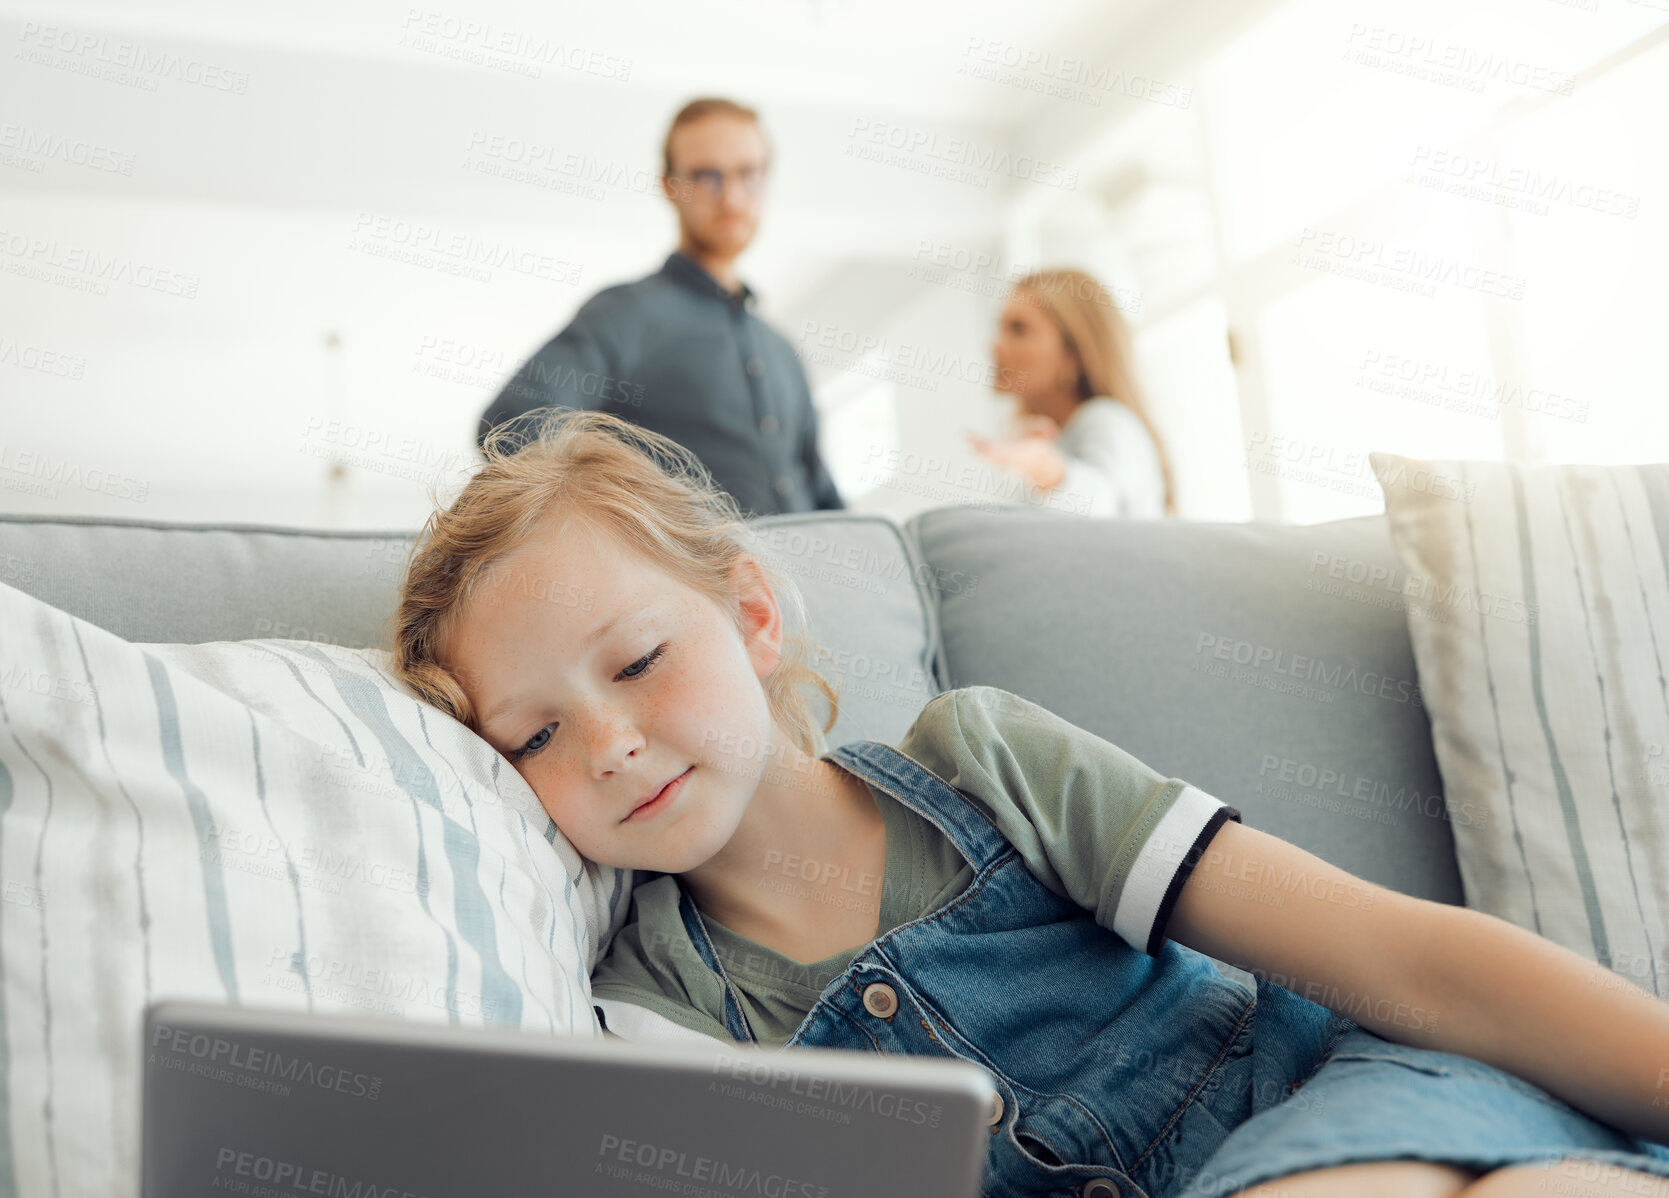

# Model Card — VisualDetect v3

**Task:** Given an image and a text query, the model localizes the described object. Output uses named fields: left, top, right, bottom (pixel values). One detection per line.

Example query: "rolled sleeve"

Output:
left=1104, top=785, right=1243, bottom=957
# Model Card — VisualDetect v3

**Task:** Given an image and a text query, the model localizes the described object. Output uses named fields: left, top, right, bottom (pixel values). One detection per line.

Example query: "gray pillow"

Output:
left=0, top=511, right=945, bottom=750
left=906, top=505, right=1464, bottom=906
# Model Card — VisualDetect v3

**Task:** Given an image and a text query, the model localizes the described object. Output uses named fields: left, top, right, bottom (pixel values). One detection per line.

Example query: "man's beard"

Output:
left=686, top=217, right=754, bottom=257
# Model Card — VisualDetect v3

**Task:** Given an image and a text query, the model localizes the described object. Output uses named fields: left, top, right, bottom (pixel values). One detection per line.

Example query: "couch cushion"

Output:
left=0, top=511, right=945, bottom=751
left=1372, top=452, right=1669, bottom=997
left=907, top=506, right=1463, bottom=906
left=0, top=513, right=415, bottom=649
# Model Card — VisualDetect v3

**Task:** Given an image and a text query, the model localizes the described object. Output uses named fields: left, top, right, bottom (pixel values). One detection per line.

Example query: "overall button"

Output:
left=758, top=414, right=778, bottom=435
left=1080, top=1180, right=1121, bottom=1198
left=986, top=1090, right=1003, bottom=1127
left=860, top=981, right=897, bottom=1018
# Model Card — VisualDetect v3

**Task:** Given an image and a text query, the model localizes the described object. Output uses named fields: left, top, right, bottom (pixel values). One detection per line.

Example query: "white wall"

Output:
left=7, top=0, right=1658, bottom=529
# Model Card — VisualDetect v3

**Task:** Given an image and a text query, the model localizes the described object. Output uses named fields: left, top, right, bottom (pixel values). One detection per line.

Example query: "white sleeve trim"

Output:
left=592, top=997, right=732, bottom=1046
left=1110, top=784, right=1234, bottom=954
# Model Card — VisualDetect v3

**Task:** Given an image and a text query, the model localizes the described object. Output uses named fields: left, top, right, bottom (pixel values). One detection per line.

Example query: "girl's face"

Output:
left=992, top=289, right=1079, bottom=404
left=439, top=514, right=782, bottom=873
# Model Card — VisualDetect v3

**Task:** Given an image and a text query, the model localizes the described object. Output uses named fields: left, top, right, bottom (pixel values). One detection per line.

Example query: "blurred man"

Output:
left=476, top=97, right=844, bottom=518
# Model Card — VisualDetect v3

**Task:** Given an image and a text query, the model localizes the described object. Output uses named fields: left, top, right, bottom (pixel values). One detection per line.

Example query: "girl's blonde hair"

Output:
left=387, top=407, right=841, bottom=758
left=1014, top=267, right=1178, bottom=517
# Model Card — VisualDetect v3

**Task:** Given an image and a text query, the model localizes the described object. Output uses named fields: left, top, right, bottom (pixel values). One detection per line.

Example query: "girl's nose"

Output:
left=586, top=711, right=646, bottom=778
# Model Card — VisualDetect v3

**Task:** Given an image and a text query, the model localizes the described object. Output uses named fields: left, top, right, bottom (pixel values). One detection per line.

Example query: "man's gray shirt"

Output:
left=477, top=251, right=844, bottom=518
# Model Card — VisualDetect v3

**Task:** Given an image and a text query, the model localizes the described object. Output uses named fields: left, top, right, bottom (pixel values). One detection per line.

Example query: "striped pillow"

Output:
left=0, top=579, right=634, bottom=1198
left=1370, top=452, right=1669, bottom=998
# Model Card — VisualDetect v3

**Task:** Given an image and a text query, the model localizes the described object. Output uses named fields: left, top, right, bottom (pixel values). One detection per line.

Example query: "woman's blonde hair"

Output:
left=1014, top=268, right=1178, bottom=517
left=387, top=407, right=841, bottom=758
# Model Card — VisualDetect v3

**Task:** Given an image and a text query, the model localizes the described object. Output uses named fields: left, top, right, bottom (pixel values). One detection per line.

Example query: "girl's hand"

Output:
left=964, top=427, right=1068, bottom=491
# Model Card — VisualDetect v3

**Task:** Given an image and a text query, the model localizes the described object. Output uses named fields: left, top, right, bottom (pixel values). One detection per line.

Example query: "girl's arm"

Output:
left=1167, top=819, right=1669, bottom=1145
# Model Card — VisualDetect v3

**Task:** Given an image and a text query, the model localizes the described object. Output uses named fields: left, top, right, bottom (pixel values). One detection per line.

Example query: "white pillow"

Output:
left=1370, top=452, right=1669, bottom=997
left=0, top=579, right=633, bottom=1198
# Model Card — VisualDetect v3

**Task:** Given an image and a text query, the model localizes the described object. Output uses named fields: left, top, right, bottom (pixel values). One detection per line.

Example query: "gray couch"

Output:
left=0, top=505, right=1461, bottom=911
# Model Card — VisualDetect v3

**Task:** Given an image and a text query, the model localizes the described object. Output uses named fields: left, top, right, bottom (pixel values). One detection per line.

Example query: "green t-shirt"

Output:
left=589, top=685, right=1240, bottom=1046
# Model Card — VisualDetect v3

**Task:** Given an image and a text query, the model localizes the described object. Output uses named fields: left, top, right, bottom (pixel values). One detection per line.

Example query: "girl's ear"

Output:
left=730, top=556, right=784, bottom=680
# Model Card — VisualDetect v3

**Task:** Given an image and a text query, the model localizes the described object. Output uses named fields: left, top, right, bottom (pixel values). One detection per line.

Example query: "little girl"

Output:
left=392, top=407, right=1669, bottom=1198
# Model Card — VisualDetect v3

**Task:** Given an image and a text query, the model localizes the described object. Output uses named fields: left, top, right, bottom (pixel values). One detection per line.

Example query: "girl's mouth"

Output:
left=625, top=767, right=692, bottom=823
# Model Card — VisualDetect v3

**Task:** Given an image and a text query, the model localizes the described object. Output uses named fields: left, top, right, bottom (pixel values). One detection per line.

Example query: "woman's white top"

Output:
left=1025, top=397, right=1167, bottom=519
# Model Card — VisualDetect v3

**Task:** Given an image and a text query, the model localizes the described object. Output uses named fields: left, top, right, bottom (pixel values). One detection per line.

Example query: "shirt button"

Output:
left=1080, top=1181, right=1121, bottom=1198
left=860, top=981, right=897, bottom=1018
left=745, top=356, right=764, bottom=378
left=758, top=414, right=778, bottom=435
left=775, top=475, right=793, bottom=495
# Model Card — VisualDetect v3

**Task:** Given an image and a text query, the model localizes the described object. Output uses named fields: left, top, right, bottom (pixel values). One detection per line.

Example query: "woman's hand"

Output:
left=965, top=420, right=1067, bottom=490
left=1012, top=414, right=1062, bottom=441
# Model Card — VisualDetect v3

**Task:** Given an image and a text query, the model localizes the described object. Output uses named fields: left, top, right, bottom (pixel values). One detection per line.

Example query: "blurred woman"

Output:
left=967, top=268, right=1176, bottom=518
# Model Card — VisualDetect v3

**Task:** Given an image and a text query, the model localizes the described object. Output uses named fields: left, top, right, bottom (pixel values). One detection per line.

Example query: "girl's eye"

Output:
left=510, top=724, right=553, bottom=763
left=618, top=641, right=668, bottom=681
left=507, top=642, right=669, bottom=763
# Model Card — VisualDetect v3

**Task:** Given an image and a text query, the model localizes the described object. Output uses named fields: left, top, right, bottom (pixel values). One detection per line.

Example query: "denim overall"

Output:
left=672, top=740, right=1669, bottom=1197
left=672, top=740, right=1354, bottom=1198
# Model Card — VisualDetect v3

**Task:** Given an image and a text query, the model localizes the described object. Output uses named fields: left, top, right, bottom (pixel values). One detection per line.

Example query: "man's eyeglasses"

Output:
left=671, top=164, right=768, bottom=200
